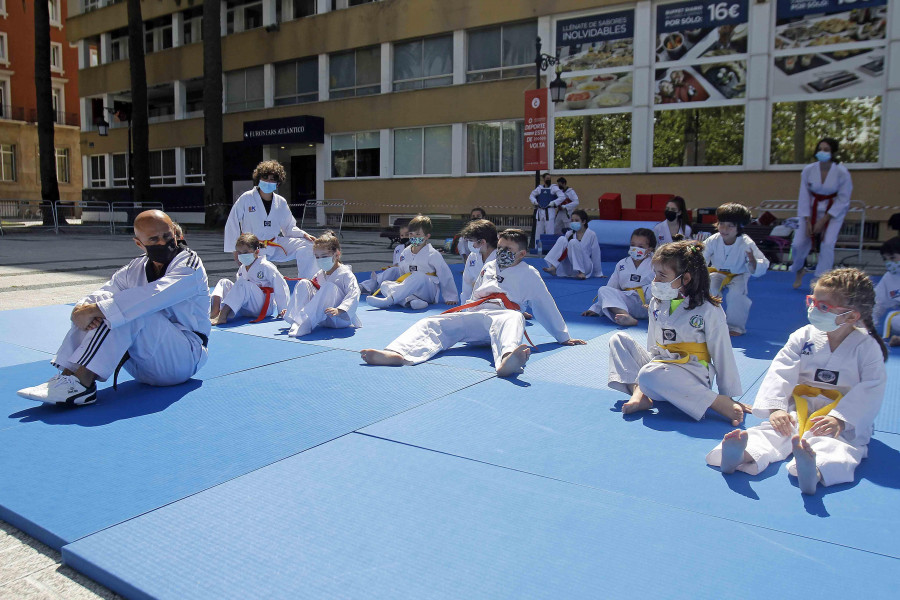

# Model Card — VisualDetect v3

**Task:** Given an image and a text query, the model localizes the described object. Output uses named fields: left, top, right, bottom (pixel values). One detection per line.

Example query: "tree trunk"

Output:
left=127, top=0, right=150, bottom=203
left=579, top=116, right=591, bottom=169
left=793, top=102, right=808, bottom=164
left=34, top=1, right=59, bottom=225
left=203, top=0, right=226, bottom=227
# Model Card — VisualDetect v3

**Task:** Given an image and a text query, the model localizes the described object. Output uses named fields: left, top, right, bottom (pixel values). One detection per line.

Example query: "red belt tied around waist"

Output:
left=251, top=287, right=276, bottom=323
left=441, top=292, right=536, bottom=347
left=809, top=192, right=836, bottom=232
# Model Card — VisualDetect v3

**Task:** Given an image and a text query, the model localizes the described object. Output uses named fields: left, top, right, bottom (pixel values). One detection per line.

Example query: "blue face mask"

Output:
left=316, top=256, right=334, bottom=272
left=258, top=180, right=278, bottom=194
left=238, top=253, right=256, bottom=266
left=815, top=151, right=831, bottom=163
left=570, top=222, right=582, bottom=232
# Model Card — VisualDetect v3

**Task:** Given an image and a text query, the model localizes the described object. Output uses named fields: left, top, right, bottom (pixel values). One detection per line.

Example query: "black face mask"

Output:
left=665, top=210, right=679, bottom=222
left=544, top=180, right=551, bottom=186
left=144, top=238, right=180, bottom=265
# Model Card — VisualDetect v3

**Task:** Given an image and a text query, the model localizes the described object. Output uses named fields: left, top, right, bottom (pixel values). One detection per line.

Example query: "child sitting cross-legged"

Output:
left=582, top=227, right=656, bottom=326
left=211, top=233, right=290, bottom=325
left=283, top=230, right=362, bottom=337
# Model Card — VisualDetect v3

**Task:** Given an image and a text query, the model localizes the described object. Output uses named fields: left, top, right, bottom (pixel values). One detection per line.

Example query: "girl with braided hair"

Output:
left=608, top=240, right=749, bottom=426
left=708, top=268, right=887, bottom=495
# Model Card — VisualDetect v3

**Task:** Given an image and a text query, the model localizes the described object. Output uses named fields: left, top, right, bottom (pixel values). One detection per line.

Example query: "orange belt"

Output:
left=261, top=237, right=288, bottom=254
left=442, top=292, right=536, bottom=347
left=251, top=287, right=275, bottom=323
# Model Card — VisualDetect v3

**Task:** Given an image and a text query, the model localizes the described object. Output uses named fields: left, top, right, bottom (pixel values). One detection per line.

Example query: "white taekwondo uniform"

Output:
left=384, top=259, right=571, bottom=370
left=654, top=220, right=692, bottom=247
left=530, top=184, right=566, bottom=238
left=791, top=162, right=852, bottom=276
left=212, top=257, right=290, bottom=319
left=361, top=243, right=406, bottom=294
left=52, top=248, right=210, bottom=386
left=284, top=263, right=362, bottom=337
left=588, top=256, right=653, bottom=320
left=224, top=187, right=317, bottom=278
left=707, top=326, right=885, bottom=486
left=874, top=271, right=900, bottom=338
left=461, top=248, right=497, bottom=303
left=544, top=228, right=604, bottom=278
left=373, top=243, right=459, bottom=307
left=703, top=232, right=770, bottom=335
left=554, top=186, right=580, bottom=234
left=608, top=297, right=742, bottom=420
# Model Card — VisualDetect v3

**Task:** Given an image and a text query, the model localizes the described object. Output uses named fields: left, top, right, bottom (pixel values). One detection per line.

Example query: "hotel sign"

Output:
left=242, top=116, right=325, bottom=145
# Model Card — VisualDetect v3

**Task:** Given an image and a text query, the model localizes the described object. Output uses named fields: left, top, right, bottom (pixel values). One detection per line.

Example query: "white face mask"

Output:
left=807, top=306, right=850, bottom=333
left=238, top=253, right=256, bottom=266
left=885, top=261, right=899, bottom=275
left=650, top=275, right=683, bottom=301
left=316, top=256, right=334, bottom=272
left=629, top=246, right=649, bottom=261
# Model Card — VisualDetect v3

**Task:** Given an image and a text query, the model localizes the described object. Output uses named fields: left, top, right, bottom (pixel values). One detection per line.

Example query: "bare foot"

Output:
left=710, top=395, right=750, bottom=427
left=582, top=310, right=598, bottom=317
left=574, top=272, right=587, bottom=280
left=792, top=269, right=805, bottom=289
left=522, top=312, right=533, bottom=320
left=210, top=314, right=229, bottom=326
left=792, top=435, right=820, bottom=495
left=889, top=335, right=900, bottom=347
left=496, top=344, right=530, bottom=377
left=613, top=313, right=638, bottom=327
left=729, top=330, right=743, bottom=337
left=360, top=349, right=405, bottom=366
left=720, top=429, right=750, bottom=474
left=542, top=265, right=557, bottom=276
left=622, top=387, right=653, bottom=414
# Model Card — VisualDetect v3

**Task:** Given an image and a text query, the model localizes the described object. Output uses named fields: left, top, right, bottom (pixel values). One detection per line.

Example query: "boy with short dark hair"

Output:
left=459, top=219, right=498, bottom=302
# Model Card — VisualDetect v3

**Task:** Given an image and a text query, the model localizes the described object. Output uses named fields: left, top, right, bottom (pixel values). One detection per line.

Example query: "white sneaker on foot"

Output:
left=17, top=374, right=97, bottom=406
left=408, top=299, right=428, bottom=310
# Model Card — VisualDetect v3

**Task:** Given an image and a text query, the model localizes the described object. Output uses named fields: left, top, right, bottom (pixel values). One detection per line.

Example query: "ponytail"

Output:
left=863, top=314, right=889, bottom=362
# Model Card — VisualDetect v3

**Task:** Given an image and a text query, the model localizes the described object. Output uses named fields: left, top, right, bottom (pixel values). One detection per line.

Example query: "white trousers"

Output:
left=261, top=236, right=317, bottom=279
left=554, top=210, right=571, bottom=235
left=283, top=280, right=352, bottom=337
left=883, top=310, right=900, bottom=338
left=213, top=278, right=269, bottom=317
left=545, top=236, right=603, bottom=277
left=378, top=272, right=438, bottom=307
left=710, top=272, right=751, bottom=334
left=386, top=308, right=525, bottom=369
left=607, top=332, right=717, bottom=420
left=534, top=207, right=557, bottom=238
left=706, top=417, right=867, bottom=486
left=589, top=287, right=647, bottom=321
left=52, top=312, right=205, bottom=385
left=790, top=215, right=844, bottom=276
left=362, top=266, right=401, bottom=293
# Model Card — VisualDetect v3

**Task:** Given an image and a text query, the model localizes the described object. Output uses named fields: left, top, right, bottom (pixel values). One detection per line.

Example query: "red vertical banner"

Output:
left=523, top=89, right=549, bottom=172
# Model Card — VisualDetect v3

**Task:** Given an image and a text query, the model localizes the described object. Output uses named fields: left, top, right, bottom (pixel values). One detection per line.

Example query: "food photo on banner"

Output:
left=772, top=0, right=887, bottom=98
left=555, top=10, right=635, bottom=111
left=653, top=0, right=748, bottom=105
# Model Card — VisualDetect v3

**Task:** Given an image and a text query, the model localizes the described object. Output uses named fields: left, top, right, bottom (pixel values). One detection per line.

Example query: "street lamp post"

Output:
left=531, top=36, right=568, bottom=249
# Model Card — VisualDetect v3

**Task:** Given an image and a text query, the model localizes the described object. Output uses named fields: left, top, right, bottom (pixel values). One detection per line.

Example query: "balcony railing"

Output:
left=0, top=105, right=26, bottom=121
left=23, top=109, right=81, bottom=127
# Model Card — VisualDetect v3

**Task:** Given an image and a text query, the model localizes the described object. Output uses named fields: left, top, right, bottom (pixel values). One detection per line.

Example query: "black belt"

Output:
left=113, top=330, right=208, bottom=390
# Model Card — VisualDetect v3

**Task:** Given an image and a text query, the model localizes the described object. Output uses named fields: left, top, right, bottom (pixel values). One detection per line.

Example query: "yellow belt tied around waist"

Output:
left=623, top=285, right=646, bottom=305
left=655, top=341, right=711, bottom=366
left=793, top=384, right=843, bottom=437
left=708, top=267, right=738, bottom=295
left=373, top=270, right=437, bottom=297
left=884, top=311, right=900, bottom=339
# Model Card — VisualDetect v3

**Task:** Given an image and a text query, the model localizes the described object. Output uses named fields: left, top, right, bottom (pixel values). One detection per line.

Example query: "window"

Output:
left=55, top=148, right=69, bottom=183
left=0, top=82, right=7, bottom=119
left=89, top=155, right=106, bottom=187
left=83, top=0, right=101, bottom=12
left=49, top=0, right=61, bottom=26
left=225, top=66, right=264, bottom=112
left=394, top=126, right=452, bottom=176
left=50, top=42, right=63, bottom=73
left=466, top=21, right=536, bottom=82
left=653, top=106, right=745, bottom=167
left=770, top=98, right=881, bottom=165
left=0, top=0, right=6, bottom=16
left=144, top=19, right=173, bottom=54
left=226, top=1, right=263, bottom=34
left=184, top=79, right=204, bottom=114
left=289, top=0, right=316, bottom=19
left=329, top=46, right=380, bottom=99
left=331, top=132, right=380, bottom=178
left=0, top=33, right=8, bottom=65
left=149, top=149, right=176, bottom=185
left=466, top=121, right=524, bottom=173
left=555, top=114, right=632, bottom=170
left=0, top=144, right=14, bottom=181
left=274, top=57, right=318, bottom=105
left=184, top=147, right=205, bottom=184
left=110, top=33, right=128, bottom=62
left=112, top=153, right=128, bottom=186
left=51, top=87, right=63, bottom=123
left=183, top=9, right=203, bottom=45
left=393, top=35, right=453, bottom=91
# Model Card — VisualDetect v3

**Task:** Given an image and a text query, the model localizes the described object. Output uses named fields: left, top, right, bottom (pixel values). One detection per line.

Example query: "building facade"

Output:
left=1, top=0, right=82, bottom=207
left=68, top=0, right=899, bottom=233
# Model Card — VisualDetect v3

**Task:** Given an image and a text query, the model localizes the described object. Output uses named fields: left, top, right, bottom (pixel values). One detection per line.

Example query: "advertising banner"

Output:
left=655, top=0, right=749, bottom=63
left=555, top=10, right=635, bottom=72
left=774, top=0, right=887, bottom=49
left=524, top=89, right=549, bottom=172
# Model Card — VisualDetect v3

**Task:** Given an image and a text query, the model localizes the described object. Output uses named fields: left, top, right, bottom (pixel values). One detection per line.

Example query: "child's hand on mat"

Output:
left=325, top=307, right=340, bottom=316
left=560, top=338, right=587, bottom=346
left=278, top=310, right=286, bottom=319
left=809, top=415, right=844, bottom=438
left=769, top=409, right=795, bottom=436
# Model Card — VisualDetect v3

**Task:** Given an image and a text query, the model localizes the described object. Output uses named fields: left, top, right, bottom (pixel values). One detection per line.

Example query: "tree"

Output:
left=652, top=106, right=744, bottom=167
left=203, top=0, right=226, bottom=227
left=127, top=0, right=151, bottom=203
left=33, top=1, right=58, bottom=225
left=554, top=114, right=632, bottom=169
left=770, top=98, right=881, bottom=165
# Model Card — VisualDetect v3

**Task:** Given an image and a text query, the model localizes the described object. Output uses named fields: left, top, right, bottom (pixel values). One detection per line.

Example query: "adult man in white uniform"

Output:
left=18, top=210, right=211, bottom=406
left=529, top=173, right=566, bottom=239
left=224, top=160, right=317, bottom=279
left=554, top=177, right=579, bottom=234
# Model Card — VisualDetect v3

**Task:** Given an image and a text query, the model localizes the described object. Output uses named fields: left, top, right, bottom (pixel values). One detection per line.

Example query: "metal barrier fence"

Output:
left=112, top=202, right=165, bottom=234
left=298, top=200, right=346, bottom=236
left=0, top=200, right=58, bottom=235
left=55, top=200, right=114, bottom=234
left=757, top=199, right=868, bottom=263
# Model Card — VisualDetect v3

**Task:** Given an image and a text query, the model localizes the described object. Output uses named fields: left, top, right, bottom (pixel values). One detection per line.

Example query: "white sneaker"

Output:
left=17, top=374, right=97, bottom=406
left=408, top=299, right=428, bottom=310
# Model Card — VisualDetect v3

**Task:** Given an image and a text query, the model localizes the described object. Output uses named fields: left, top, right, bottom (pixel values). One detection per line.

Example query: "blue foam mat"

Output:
left=0, top=350, right=492, bottom=549
left=362, top=377, right=900, bottom=558
left=0, top=304, right=75, bottom=353
left=63, top=433, right=900, bottom=600
left=0, top=341, right=51, bottom=368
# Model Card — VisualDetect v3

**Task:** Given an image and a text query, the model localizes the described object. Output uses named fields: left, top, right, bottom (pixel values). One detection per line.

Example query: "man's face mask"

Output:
left=143, top=238, right=180, bottom=264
